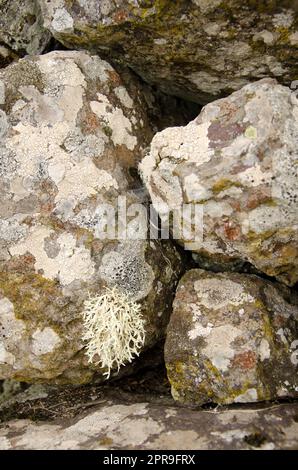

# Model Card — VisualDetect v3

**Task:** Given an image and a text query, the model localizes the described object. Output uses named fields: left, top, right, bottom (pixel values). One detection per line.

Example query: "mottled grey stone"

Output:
left=140, top=79, right=298, bottom=286
left=0, top=1, right=51, bottom=59
left=165, top=269, right=298, bottom=406
left=39, top=0, right=298, bottom=103
left=0, top=50, right=182, bottom=384
left=0, top=399, right=297, bottom=449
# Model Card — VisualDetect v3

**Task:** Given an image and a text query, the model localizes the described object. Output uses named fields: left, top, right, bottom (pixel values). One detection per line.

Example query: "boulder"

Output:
left=165, top=269, right=298, bottom=406
left=0, top=0, right=51, bottom=58
left=140, top=79, right=298, bottom=286
left=0, top=50, right=182, bottom=384
left=38, top=0, right=298, bottom=103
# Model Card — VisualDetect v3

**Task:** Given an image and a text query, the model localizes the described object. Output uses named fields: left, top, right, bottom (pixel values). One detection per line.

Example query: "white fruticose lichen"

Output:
left=81, top=286, right=146, bottom=378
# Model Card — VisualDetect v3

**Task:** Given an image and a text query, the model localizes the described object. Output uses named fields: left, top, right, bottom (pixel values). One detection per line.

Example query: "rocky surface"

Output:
left=165, top=269, right=298, bottom=406
left=141, top=78, right=298, bottom=286
left=0, top=0, right=51, bottom=59
left=0, top=368, right=297, bottom=450
left=0, top=50, right=182, bottom=384
left=38, top=0, right=298, bottom=103
left=0, top=0, right=297, bottom=452
left=0, top=396, right=297, bottom=449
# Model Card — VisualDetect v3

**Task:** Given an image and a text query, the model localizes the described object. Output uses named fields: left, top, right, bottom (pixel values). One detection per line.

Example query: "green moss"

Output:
left=64, top=0, right=75, bottom=8
left=3, top=60, right=44, bottom=92
left=0, top=60, right=45, bottom=114
left=263, top=199, right=278, bottom=207
left=82, top=230, right=95, bottom=249
left=194, top=199, right=209, bottom=204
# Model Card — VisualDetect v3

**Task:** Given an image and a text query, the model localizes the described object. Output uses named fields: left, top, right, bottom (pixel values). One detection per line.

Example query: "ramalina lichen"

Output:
left=81, top=286, right=146, bottom=378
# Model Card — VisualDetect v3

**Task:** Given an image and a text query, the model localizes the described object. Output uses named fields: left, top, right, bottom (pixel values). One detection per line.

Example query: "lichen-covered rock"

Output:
left=0, top=50, right=182, bottom=384
left=0, top=0, right=51, bottom=58
left=140, top=79, right=298, bottom=286
left=38, top=0, right=298, bottom=103
left=1, top=398, right=298, bottom=450
left=165, top=269, right=298, bottom=406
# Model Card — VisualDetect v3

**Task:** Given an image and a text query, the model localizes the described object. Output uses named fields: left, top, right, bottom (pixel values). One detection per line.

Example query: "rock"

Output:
left=0, top=380, right=23, bottom=406
left=0, top=46, right=18, bottom=70
left=38, top=0, right=298, bottom=103
left=165, top=269, right=298, bottom=406
left=140, top=79, right=298, bottom=286
left=0, top=50, right=182, bottom=384
left=0, top=397, right=297, bottom=449
left=0, top=0, right=51, bottom=58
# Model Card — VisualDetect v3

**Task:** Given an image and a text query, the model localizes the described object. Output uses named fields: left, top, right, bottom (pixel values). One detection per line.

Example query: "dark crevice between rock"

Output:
left=42, top=37, right=68, bottom=55
left=1, top=359, right=298, bottom=424
left=192, top=250, right=298, bottom=292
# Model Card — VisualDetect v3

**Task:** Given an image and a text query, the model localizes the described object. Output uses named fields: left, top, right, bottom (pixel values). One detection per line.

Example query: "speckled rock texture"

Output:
left=38, top=0, right=298, bottom=103
left=0, top=399, right=297, bottom=449
left=0, top=50, right=183, bottom=384
left=165, top=269, right=298, bottom=406
left=0, top=0, right=51, bottom=59
left=140, top=78, right=298, bottom=286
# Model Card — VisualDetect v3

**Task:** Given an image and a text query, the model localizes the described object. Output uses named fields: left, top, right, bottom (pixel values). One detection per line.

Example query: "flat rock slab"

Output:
left=0, top=399, right=297, bottom=450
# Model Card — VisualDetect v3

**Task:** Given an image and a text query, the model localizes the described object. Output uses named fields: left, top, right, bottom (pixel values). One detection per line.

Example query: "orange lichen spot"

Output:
left=113, top=9, right=129, bottom=23
left=233, top=351, right=256, bottom=370
left=223, top=220, right=241, bottom=241
left=108, top=70, right=122, bottom=87
left=81, top=111, right=101, bottom=135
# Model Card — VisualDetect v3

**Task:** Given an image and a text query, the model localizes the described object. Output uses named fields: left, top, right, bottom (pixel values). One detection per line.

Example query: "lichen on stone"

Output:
left=82, top=286, right=146, bottom=378
left=165, top=269, right=298, bottom=406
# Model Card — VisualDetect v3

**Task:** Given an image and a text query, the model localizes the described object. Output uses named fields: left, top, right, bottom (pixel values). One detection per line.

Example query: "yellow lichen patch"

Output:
left=212, top=178, right=242, bottom=195
left=98, top=436, right=114, bottom=446
left=0, top=271, right=62, bottom=323
left=246, top=229, right=276, bottom=241
left=204, top=359, right=224, bottom=380
left=276, top=26, right=291, bottom=43
left=261, top=314, right=274, bottom=343
left=245, top=126, right=257, bottom=140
